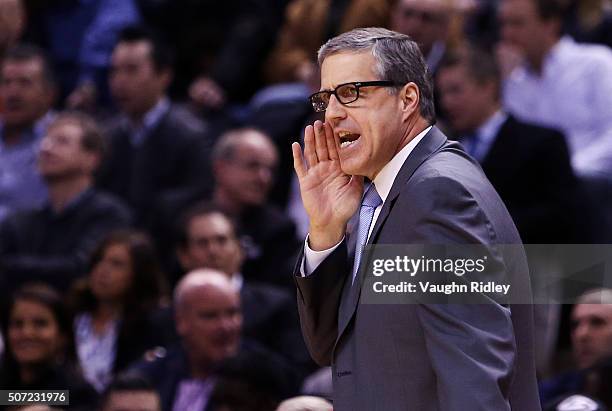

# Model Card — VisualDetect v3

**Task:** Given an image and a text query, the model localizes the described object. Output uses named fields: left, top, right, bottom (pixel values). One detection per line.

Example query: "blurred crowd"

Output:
left=1, top=0, right=612, bottom=410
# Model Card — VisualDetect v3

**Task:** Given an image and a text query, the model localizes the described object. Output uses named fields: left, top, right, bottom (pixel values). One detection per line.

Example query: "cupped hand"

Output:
left=292, top=120, right=363, bottom=250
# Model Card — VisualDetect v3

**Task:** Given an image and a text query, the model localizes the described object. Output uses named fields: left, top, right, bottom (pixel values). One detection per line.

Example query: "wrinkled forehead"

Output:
left=396, top=0, right=451, bottom=13
left=320, top=51, right=379, bottom=90
left=572, top=303, right=612, bottom=321
left=1, top=58, right=44, bottom=79
left=499, top=0, right=537, bottom=18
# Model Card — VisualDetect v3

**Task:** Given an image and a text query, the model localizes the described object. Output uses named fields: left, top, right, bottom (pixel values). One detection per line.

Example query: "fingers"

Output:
left=303, top=124, right=318, bottom=168
left=302, top=120, right=336, bottom=172
left=324, top=122, right=339, bottom=160
left=292, top=142, right=306, bottom=179
left=313, top=120, right=330, bottom=161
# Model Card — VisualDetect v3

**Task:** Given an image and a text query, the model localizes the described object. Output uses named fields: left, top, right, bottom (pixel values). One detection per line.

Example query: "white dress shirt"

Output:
left=302, top=126, right=433, bottom=275
left=503, top=36, right=612, bottom=176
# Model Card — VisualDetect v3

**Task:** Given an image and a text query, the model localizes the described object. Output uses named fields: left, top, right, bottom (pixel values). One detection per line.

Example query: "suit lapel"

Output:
left=334, top=126, right=448, bottom=344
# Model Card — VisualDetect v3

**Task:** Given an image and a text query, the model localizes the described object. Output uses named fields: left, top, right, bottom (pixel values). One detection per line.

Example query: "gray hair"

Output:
left=317, top=27, right=435, bottom=123
left=173, top=268, right=238, bottom=311
left=576, top=288, right=612, bottom=305
left=211, top=127, right=276, bottom=161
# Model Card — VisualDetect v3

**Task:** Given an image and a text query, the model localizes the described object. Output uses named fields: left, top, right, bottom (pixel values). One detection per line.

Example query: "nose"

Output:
left=256, top=166, right=273, bottom=186
left=325, top=94, right=347, bottom=123
left=39, top=137, right=53, bottom=153
left=19, top=322, right=37, bottom=338
left=219, top=313, right=239, bottom=333
left=573, top=321, right=591, bottom=342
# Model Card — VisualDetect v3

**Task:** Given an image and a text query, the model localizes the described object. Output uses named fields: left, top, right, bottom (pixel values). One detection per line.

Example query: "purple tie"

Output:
left=352, top=183, right=382, bottom=284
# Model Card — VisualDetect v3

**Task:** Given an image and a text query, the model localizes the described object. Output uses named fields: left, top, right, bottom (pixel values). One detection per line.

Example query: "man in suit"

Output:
left=98, top=26, right=212, bottom=238
left=436, top=46, right=595, bottom=244
left=291, top=28, right=540, bottom=410
left=175, top=202, right=313, bottom=376
left=133, top=269, right=297, bottom=411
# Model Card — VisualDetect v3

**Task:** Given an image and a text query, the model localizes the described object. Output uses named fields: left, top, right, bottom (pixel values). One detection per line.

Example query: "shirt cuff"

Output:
left=300, top=234, right=344, bottom=276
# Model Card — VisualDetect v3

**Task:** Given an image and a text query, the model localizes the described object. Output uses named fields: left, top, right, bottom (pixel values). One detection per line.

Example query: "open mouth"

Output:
left=338, top=131, right=361, bottom=149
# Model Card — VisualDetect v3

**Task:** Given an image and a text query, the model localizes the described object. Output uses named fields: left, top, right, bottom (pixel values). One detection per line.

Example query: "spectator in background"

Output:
left=0, top=0, right=25, bottom=60
left=133, top=269, right=242, bottom=411
left=23, top=0, right=140, bottom=108
left=390, top=0, right=463, bottom=75
left=133, top=269, right=297, bottom=411
left=498, top=0, right=612, bottom=178
left=99, top=372, right=162, bottom=411
left=263, top=0, right=391, bottom=85
left=98, top=26, right=212, bottom=248
left=211, top=128, right=299, bottom=288
left=0, top=284, right=98, bottom=410
left=176, top=203, right=313, bottom=376
left=564, top=0, right=612, bottom=48
left=436, top=46, right=596, bottom=244
left=0, top=111, right=131, bottom=295
left=70, top=230, right=168, bottom=392
left=0, top=45, right=56, bottom=223
left=137, top=0, right=288, bottom=111
left=540, top=289, right=612, bottom=408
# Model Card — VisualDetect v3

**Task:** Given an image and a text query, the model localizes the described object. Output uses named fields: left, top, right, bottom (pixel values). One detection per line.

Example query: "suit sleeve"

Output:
left=400, top=175, right=516, bottom=411
left=293, top=241, right=349, bottom=366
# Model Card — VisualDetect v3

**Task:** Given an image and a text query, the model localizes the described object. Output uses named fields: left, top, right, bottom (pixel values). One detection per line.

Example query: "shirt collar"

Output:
left=475, top=110, right=507, bottom=146
left=33, top=111, right=57, bottom=138
left=141, top=97, right=170, bottom=129
left=45, top=187, right=93, bottom=217
left=0, top=110, right=55, bottom=149
left=525, top=35, right=572, bottom=75
left=232, top=273, right=244, bottom=290
left=126, top=97, right=170, bottom=146
left=373, top=125, right=432, bottom=203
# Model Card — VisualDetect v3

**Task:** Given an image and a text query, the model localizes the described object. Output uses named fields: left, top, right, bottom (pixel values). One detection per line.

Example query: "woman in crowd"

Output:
left=70, top=229, right=169, bottom=393
left=0, top=283, right=98, bottom=410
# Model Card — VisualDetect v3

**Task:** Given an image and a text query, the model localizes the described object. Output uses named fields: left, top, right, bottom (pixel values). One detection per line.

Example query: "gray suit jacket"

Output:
left=294, top=127, right=541, bottom=410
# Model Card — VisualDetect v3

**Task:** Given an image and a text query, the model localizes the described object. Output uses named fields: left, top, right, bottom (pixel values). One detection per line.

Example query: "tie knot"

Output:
left=362, top=184, right=382, bottom=208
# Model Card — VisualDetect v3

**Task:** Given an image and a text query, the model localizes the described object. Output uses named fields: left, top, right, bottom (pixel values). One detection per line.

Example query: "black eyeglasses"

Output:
left=309, top=81, right=400, bottom=112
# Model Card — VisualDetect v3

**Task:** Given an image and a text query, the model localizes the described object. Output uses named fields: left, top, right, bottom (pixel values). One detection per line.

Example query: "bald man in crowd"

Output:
left=134, top=269, right=297, bottom=411
left=176, top=203, right=313, bottom=376
left=134, top=269, right=242, bottom=411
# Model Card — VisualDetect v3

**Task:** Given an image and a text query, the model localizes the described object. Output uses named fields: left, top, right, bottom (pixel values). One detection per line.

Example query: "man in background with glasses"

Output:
left=291, top=27, right=540, bottom=410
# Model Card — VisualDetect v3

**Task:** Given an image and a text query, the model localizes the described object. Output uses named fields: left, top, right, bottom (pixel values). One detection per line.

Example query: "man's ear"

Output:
left=400, top=82, right=420, bottom=121
left=176, top=246, right=194, bottom=272
left=212, top=159, right=225, bottom=179
left=175, top=312, right=187, bottom=337
left=84, top=152, right=101, bottom=175
left=481, top=78, right=499, bottom=102
left=160, top=68, right=173, bottom=90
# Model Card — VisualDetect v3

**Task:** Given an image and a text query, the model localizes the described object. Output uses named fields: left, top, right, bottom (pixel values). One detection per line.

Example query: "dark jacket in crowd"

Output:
left=131, top=341, right=298, bottom=411
left=0, top=188, right=131, bottom=294
left=0, top=363, right=98, bottom=411
left=238, top=205, right=300, bottom=289
left=240, top=282, right=314, bottom=377
left=97, top=104, right=213, bottom=234
left=479, top=115, right=596, bottom=243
